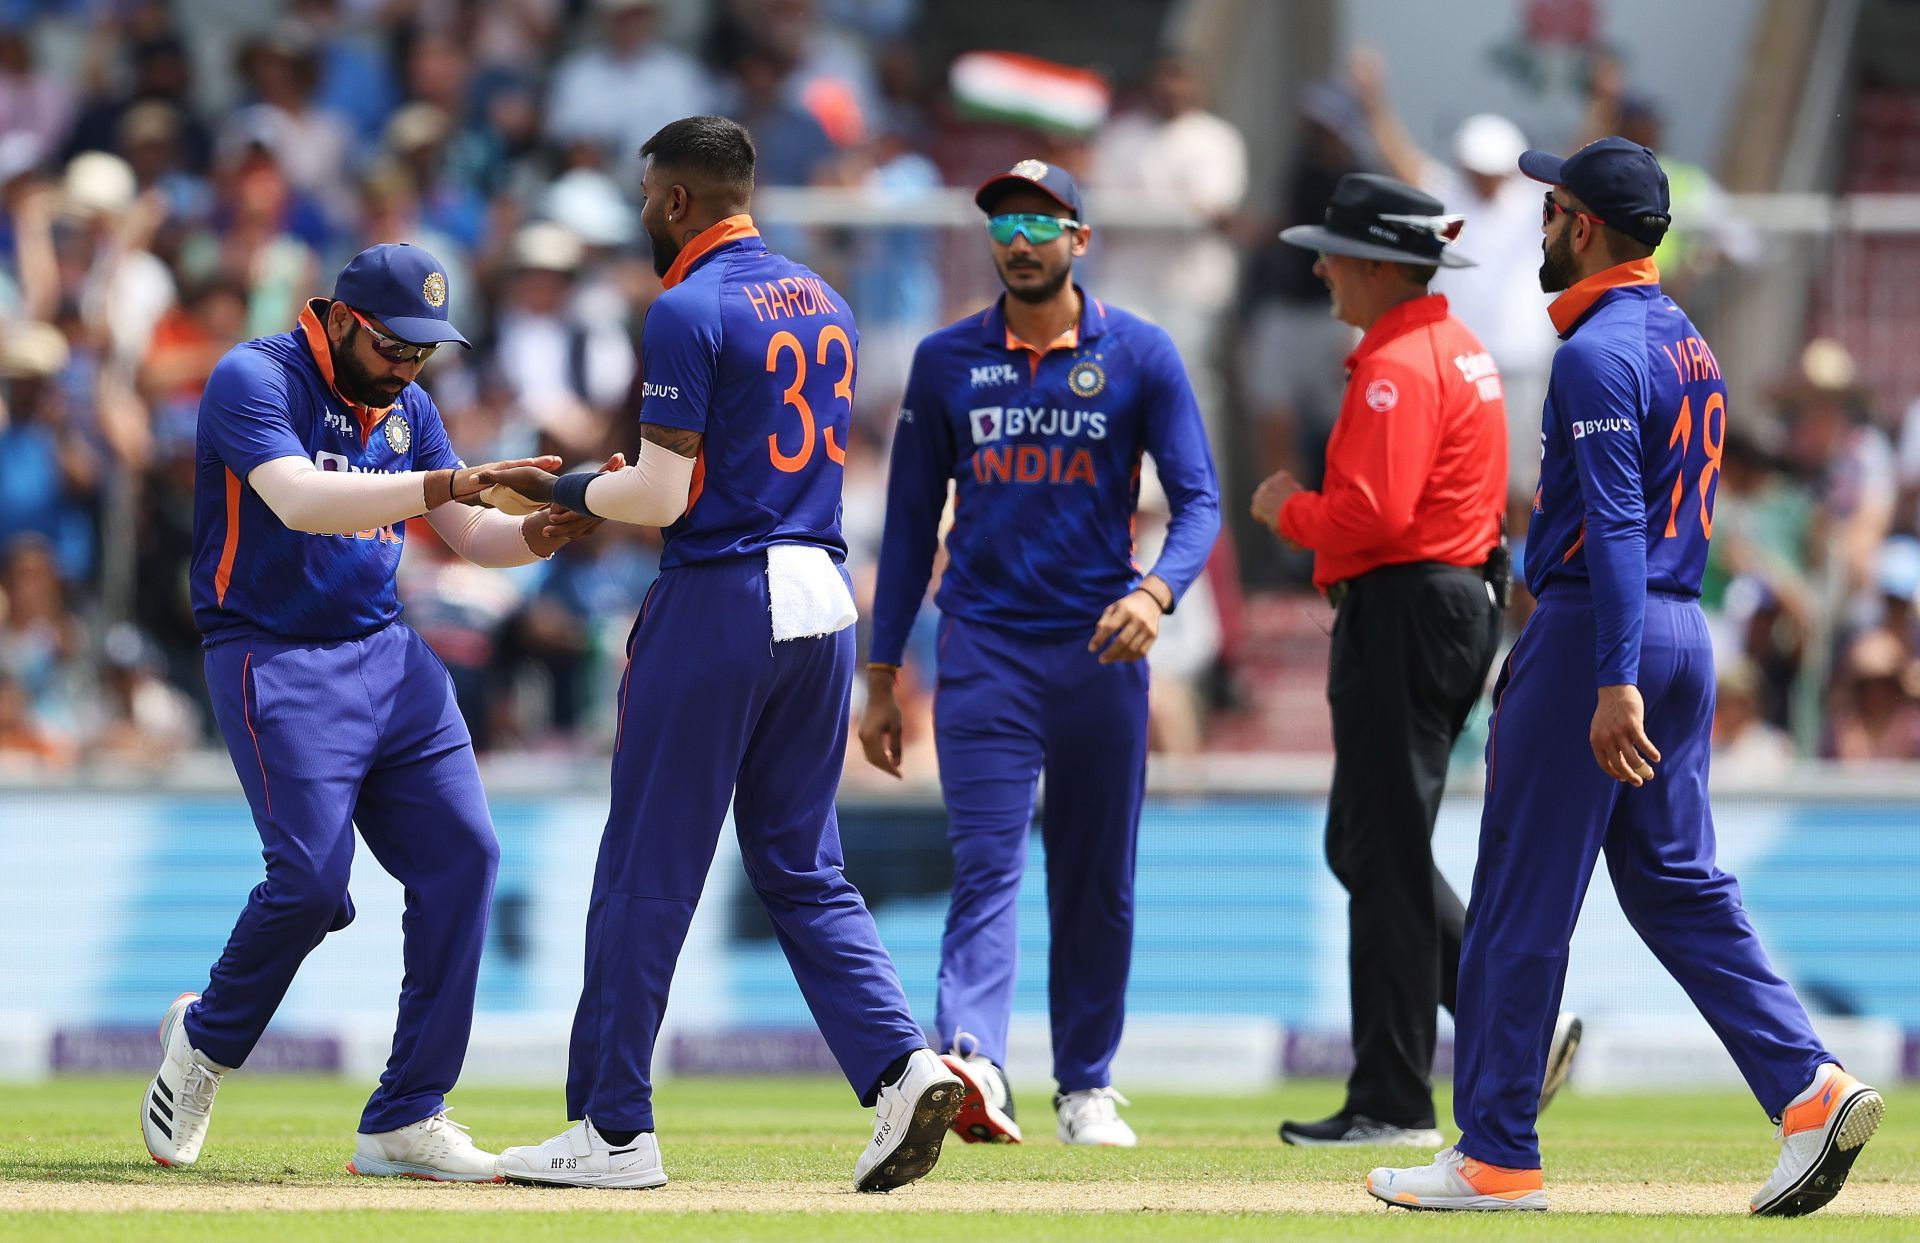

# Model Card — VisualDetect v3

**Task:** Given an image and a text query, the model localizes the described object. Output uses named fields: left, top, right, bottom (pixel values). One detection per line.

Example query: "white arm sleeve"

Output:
left=248, top=455, right=432, bottom=535
left=426, top=502, right=545, bottom=569
left=581, top=438, right=697, bottom=527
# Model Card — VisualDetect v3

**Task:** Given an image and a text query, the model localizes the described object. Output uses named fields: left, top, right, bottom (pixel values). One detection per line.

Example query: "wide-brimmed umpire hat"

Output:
left=1280, top=172, right=1475, bottom=268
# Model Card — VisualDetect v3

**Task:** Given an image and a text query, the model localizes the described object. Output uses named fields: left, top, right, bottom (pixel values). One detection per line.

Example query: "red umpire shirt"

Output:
left=1279, top=293, right=1507, bottom=589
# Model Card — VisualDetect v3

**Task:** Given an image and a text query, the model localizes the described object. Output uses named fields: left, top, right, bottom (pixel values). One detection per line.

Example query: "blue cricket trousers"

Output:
left=931, top=613, right=1150, bottom=1092
left=566, top=556, right=926, bottom=1131
left=1454, top=587, right=1831, bottom=1168
left=191, top=622, right=499, bottom=1133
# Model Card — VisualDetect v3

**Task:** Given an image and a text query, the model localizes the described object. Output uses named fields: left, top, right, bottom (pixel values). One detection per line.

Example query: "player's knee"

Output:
left=261, top=861, right=353, bottom=926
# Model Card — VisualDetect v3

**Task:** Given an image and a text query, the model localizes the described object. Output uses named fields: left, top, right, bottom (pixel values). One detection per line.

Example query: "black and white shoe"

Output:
left=854, top=1048, right=963, bottom=1192
left=142, top=992, right=229, bottom=1166
left=1279, top=1112, right=1443, bottom=1148
left=1540, top=1011, right=1582, bottom=1112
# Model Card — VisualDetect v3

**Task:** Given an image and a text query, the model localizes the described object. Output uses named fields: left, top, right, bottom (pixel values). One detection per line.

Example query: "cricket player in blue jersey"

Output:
left=479, top=117, right=961, bottom=1193
left=860, top=160, right=1221, bottom=1148
left=1369, top=139, right=1883, bottom=1215
left=143, top=243, right=606, bottom=1179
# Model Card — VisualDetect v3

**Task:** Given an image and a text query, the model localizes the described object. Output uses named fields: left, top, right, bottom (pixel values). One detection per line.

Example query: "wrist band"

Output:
left=552, top=471, right=597, bottom=518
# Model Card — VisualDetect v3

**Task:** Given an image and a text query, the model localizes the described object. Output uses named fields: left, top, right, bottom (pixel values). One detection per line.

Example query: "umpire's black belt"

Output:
left=1325, top=559, right=1494, bottom=612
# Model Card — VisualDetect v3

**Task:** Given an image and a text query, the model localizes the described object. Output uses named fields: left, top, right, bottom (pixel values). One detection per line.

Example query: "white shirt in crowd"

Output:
left=1092, top=107, right=1249, bottom=315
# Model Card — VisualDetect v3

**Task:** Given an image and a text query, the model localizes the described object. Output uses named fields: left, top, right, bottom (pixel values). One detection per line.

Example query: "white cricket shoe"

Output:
left=1054, top=1086, right=1137, bottom=1147
left=497, top=1119, right=667, bottom=1189
left=1751, top=1063, right=1883, bottom=1217
left=349, top=1111, right=502, bottom=1182
left=1367, top=1145, right=1547, bottom=1211
left=142, top=993, right=229, bottom=1167
left=1540, top=1011, right=1582, bottom=1111
left=941, top=1034, right=1022, bottom=1144
left=854, top=1048, right=964, bottom=1192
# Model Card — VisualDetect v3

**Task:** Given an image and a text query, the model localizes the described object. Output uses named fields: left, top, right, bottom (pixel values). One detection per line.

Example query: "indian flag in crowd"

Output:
left=950, top=51, right=1111, bottom=136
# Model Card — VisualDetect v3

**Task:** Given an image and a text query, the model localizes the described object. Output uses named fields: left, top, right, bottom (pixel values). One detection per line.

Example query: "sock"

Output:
left=865, top=1049, right=920, bottom=1102
left=596, top=1127, right=650, bottom=1146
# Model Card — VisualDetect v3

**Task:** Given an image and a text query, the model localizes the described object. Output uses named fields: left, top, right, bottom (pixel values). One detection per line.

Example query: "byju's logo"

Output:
left=969, top=406, right=1003, bottom=444
left=1570, top=417, right=1634, bottom=440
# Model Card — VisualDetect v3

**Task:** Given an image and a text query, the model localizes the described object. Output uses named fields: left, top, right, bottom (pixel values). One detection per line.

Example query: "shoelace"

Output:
left=423, top=1110, right=478, bottom=1148
left=1071, top=1086, right=1130, bottom=1123
left=179, top=1061, right=222, bottom=1116
left=951, top=1031, right=983, bottom=1060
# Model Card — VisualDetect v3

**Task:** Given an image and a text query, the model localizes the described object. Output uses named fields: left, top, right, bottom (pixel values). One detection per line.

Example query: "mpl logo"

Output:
left=969, top=406, right=1003, bottom=444
left=323, top=410, right=355, bottom=437
left=970, top=363, right=1019, bottom=389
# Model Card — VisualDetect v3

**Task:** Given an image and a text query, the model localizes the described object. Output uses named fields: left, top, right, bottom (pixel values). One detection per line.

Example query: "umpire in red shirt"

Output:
left=1250, top=173, right=1511, bottom=1147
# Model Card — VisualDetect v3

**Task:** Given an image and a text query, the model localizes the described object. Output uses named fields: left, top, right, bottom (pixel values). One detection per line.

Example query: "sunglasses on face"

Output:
left=986, top=213, right=1083, bottom=246
left=1542, top=192, right=1602, bottom=230
left=346, top=305, right=438, bottom=364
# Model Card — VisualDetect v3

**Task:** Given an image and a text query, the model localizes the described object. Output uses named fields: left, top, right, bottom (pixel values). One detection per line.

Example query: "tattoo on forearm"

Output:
left=640, top=422, right=704, bottom=458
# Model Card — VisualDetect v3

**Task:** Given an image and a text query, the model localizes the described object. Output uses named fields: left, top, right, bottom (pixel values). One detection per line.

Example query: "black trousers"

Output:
left=1324, top=562, right=1501, bottom=1128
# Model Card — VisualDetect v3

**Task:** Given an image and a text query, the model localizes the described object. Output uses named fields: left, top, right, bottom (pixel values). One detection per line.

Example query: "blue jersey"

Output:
left=1526, top=259, right=1725, bottom=685
left=190, top=300, right=462, bottom=644
left=869, top=292, right=1221, bottom=664
left=637, top=217, right=853, bottom=570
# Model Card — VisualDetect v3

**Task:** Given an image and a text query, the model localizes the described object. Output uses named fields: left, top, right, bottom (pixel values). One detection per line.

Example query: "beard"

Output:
left=334, top=323, right=406, bottom=407
left=1538, top=228, right=1577, bottom=293
left=647, top=221, right=679, bottom=279
left=1000, top=256, right=1072, bottom=304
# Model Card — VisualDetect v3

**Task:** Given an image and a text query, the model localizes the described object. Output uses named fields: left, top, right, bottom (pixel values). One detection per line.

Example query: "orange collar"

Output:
left=1548, top=257, right=1661, bottom=336
left=298, top=299, right=394, bottom=444
left=1004, top=318, right=1079, bottom=358
left=660, top=215, right=761, bottom=289
left=1346, top=293, right=1451, bottom=372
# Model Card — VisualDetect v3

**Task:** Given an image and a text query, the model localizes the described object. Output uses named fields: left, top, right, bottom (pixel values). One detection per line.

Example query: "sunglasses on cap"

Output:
left=1542, top=191, right=1604, bottom=231
left=986, top=213, right=1084, bottom=246
left=345, top=305, right=438, bottom=364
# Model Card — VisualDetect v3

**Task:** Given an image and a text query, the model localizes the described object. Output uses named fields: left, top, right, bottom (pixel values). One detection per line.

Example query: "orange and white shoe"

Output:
left=1751, top=1063, right=1883, bottom=1217
left=940, top=1038, right=1022, bottom=1144
left=1366, top=1146, right=1547, bottom=1211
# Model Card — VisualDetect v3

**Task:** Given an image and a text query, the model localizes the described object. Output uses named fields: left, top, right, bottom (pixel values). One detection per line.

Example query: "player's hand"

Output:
left=1089, top=588, right=1162, bottom=664
left=858, top=669, right=905, bottom=778
left=1250, top=470, right=1303, bottom=534
left=434, top=457, right=562, bottom=508
left=472, top=463, right=563, bottom=508
left=1591, top=683, right=1662, bottom=786
left=534, top=453, right=626, bottom=547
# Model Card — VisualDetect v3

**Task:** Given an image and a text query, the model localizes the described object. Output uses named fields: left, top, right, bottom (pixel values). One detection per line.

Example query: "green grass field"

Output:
left=2, top=1075, right=1916, bottom=1241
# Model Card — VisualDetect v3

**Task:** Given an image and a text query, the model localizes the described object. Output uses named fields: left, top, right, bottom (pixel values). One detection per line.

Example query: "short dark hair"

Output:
left=640, top=116, right=756, bottom=198
left=1395, top=261, right=1438, bottom=288
left=1564, top=188, right=1664, bottom=261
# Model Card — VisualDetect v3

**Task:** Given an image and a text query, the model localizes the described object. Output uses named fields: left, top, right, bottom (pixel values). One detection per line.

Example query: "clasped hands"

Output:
left=437, top=453, right=627, bottom=546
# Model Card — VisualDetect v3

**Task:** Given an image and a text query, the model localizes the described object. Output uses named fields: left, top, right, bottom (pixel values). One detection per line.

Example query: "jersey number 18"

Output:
left=1664, top=391, right=1725, bottom=540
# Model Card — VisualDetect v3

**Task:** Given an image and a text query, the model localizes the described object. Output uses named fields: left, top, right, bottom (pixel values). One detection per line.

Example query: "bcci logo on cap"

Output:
left=422, top=272, right=447, bottom=308
left=1010, top=159, right=1049, bottom=179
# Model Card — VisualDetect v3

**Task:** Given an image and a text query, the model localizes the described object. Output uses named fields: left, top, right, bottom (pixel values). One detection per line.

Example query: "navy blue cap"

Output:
left=331, top=243, right=470, bottom=348
left=975, top=158, right=1084, bottom=222
left=1518, top=136, right=1671, bottom=246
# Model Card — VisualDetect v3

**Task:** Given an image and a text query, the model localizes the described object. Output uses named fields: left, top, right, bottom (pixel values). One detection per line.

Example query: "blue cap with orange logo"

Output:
left=975, top=158, right=1085, bottom=222
left=1519, top=136, right=1671, bottom=247
left=332, top=243, right=471, bottom=348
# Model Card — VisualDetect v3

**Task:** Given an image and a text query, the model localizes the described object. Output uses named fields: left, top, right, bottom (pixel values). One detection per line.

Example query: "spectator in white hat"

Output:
left=1350, top=46, right=1556, bottom=504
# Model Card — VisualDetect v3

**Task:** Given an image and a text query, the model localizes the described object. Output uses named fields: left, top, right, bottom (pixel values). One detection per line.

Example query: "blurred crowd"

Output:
left=0, top=2, right=1915, bottom=780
